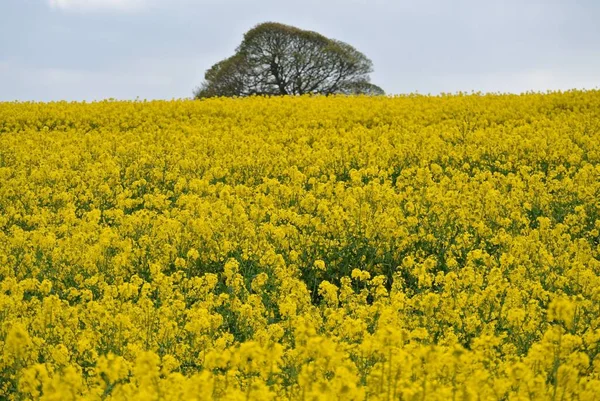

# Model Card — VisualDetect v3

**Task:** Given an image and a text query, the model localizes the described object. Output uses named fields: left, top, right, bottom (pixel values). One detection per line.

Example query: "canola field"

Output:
left=1, top=91, right=600, bottom=400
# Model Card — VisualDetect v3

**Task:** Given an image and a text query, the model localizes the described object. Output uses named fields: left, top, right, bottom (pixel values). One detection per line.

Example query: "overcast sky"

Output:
left=1, top=0, right=599, bottom=101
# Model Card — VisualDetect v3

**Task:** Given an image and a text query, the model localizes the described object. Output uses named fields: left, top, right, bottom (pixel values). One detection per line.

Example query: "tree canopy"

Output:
left=194, top=22, right=384, bottom=98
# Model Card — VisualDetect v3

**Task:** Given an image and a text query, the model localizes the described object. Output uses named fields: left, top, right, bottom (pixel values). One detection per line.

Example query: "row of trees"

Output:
left=194, top=22, right=384, bottom=98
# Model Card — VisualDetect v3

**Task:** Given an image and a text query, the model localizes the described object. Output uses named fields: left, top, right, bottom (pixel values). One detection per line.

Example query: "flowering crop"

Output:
left=1, top=91, right=600, bottom=400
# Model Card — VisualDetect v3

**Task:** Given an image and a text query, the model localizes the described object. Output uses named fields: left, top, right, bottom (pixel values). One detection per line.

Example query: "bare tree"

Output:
left=194, top=22, right=384, bottom=98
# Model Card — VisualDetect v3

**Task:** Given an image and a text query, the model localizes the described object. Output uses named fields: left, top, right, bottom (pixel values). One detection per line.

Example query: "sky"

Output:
left=0, top=0, right=599, bottom=101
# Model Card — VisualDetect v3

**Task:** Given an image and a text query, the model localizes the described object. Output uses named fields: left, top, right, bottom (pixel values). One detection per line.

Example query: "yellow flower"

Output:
left=1, top=91, right=600, bottom=400
left=313, top=259, right=326, bottom=271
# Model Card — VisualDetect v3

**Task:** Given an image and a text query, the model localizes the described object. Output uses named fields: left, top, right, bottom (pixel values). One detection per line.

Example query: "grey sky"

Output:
left=1, top=0, right=598, bottom=101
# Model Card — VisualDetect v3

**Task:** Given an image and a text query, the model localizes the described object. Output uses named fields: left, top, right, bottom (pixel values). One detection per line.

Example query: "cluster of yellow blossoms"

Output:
left=1, top=91, right=600, bottom=400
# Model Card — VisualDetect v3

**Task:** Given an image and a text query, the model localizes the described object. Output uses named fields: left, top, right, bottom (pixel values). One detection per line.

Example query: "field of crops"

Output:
left=1, top=91, right=600, bottom=400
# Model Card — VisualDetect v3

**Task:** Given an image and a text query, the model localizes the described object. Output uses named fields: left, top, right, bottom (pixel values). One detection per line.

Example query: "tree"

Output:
left=194, top=22, right=384, bottom=98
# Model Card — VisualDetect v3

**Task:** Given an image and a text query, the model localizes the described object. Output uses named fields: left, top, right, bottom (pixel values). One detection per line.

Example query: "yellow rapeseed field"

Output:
left=1, top=91, right=600, bottom=400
